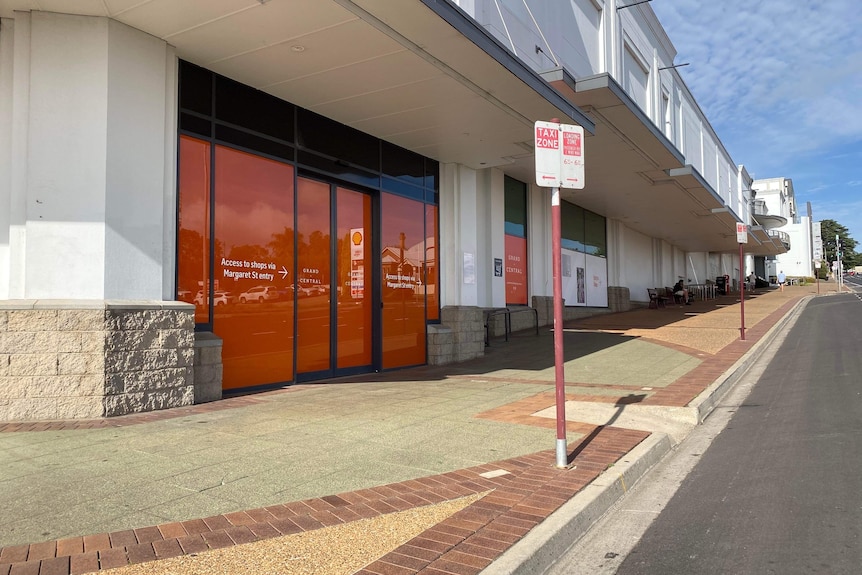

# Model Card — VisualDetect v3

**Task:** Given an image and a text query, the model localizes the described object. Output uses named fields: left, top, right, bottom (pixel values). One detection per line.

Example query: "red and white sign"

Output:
left=736, top=222, right=748, bottom=243
left=535, top=121, right=585, bottom=189
left=535, top=121, right=561, bottom=187
left=560, top=124, right=584, bottom=189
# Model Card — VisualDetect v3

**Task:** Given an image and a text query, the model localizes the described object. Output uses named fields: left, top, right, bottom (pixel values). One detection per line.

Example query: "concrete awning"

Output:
left=0, top=0, right=593, bottom=172
left=542, top=69, right=788, bottom=255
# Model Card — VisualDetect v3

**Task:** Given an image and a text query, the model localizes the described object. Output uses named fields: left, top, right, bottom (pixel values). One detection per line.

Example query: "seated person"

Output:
left=673, top=280, right=691, bottom=305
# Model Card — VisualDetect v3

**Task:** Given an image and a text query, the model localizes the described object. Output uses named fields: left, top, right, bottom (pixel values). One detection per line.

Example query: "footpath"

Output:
left=0, top=282, right=831, bottom=575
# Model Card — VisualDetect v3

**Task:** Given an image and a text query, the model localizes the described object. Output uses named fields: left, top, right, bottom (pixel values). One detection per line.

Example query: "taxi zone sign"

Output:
left=535, top=121, right=585, bottom=189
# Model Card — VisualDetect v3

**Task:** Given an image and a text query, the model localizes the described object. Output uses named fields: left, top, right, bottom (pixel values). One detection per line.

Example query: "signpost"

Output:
left=814, top=260, right=821, bottom=294
left=736, top=222, right=747, bottom=341
left=535, top=119, right=585, bottom=469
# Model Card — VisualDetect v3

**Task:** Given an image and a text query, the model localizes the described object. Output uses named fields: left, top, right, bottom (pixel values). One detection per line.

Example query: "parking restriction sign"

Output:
left=535, top=121, right=585, bottom=189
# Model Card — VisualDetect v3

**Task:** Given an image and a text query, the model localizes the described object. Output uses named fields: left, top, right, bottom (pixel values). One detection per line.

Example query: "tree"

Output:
left=820, top=219, right=860, bottom=271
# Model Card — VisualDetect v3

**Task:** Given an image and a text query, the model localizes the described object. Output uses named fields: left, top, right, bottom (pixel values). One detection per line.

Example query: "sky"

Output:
left=650, top=0, right=862, bottom=242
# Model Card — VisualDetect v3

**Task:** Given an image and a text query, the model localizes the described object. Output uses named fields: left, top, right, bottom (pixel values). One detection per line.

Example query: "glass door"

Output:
left=296, top=178, right=373, bottom=380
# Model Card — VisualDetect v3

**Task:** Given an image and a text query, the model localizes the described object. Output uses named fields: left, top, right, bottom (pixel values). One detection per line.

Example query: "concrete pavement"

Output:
left=0, top=282, right=832, bottom=575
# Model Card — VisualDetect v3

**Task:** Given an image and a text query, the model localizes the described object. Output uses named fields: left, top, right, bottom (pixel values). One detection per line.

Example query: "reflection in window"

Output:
left=425, top=205, right=439, bottom=321
left=505, top=176, right=528, bottom=305
left=336, top=187, right=372, bottom=368
left=562, top=200, right=606, bottom=258
left=177, top=136, right=211, bottom=324
left=381, top=193, right=426, bottom=368
left=296, top=178, right=331, bottom=374
left=561, top=201, right=585, bottom=252
left=584, top=210, right=607, bottom=257
left=213, top=145, right=295, bottom=390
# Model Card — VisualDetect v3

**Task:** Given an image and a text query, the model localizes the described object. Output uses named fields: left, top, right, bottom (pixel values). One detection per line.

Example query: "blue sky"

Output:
left=651, top=0, right=862, bottom=242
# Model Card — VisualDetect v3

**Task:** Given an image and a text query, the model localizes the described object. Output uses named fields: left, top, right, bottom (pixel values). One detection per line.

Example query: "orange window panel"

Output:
left=425, top=204, right=439, bottom=321
left=336, top=187, right=372, bottom=369
left=178, top=136, right=212, bottom=324
left=296, top=178, right=332, bottom=374
left=381, top=193, right=426, bottom=369
left=213, top=145, right=295, bottom=390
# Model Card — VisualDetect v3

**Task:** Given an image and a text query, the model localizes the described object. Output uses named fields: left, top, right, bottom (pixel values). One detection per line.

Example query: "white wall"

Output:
left=775, top=218, right=813, bottom=277
left=1, top=12, right=175, bottom=300
left=105, top=19, right=174, bottom=299
left=528, top=182, right=552, bottom=300
left=0, top=18, right=14, bottom=299
left=440, top=163, right=480, bottom=307
left=614, top=223, right=653, bottom=302
left=24, top=13, right=109, bottom=299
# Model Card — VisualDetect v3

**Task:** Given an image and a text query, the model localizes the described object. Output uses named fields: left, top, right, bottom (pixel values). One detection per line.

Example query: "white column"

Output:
left=528, top=183, right=551, bottom=300
left=439, top=163, right=480, bottom=307
left=486, top=169, right=506, bottom=307
left=8, top=12, right=174, bottom=300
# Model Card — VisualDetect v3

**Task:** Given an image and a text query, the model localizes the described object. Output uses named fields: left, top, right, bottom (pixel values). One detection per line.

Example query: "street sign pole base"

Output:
left=555, top=438, right=569, bottom=469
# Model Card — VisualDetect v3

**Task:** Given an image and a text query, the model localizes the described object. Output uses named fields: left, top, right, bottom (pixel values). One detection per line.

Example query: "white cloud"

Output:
left=654, top=0, right=862, bottom=157
left=652, top=0, right=862, bottom=240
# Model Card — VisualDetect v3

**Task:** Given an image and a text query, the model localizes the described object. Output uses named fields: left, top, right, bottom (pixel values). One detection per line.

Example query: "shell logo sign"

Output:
left=351, top=228, right=364, bottom=261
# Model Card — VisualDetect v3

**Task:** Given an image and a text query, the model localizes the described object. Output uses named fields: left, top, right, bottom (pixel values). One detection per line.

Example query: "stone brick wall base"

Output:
left=194, top=332, right=223, bottom=404
left=427, top=306, right=485, bottom=365
left=0, top=300, right=198, bottom=421
left=429, top=287, right=635, bottom=366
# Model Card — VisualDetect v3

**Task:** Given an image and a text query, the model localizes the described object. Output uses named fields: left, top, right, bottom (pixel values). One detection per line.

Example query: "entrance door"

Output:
left=296, top=178, right=373, bottom=380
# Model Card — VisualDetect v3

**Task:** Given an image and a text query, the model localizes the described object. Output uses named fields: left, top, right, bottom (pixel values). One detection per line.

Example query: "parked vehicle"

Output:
left=213, top=291, right=237, bottom=306
left=239, top=285, right=278, bottom=303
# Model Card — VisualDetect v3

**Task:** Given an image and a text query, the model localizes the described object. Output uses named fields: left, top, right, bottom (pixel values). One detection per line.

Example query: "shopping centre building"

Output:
left=0, top=0, right=789, bottom=420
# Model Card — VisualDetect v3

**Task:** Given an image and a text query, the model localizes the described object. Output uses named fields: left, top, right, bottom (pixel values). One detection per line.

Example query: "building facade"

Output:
left=0, top=0, right=788, bottom=420
left=751, top=177, right=813, bottom=281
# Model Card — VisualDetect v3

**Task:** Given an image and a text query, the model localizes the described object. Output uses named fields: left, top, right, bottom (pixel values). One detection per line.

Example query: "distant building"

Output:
left=751, top=177, right=814, bottom=280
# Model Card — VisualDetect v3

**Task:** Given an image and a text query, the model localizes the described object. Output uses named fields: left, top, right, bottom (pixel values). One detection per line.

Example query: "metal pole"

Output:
left=552, top=185, right=567, bottom=468
left=739, top=242, right=745, bottom=341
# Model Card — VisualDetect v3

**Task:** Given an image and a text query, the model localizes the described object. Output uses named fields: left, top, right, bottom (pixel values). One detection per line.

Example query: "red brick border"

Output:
left=0, top=428, right=647, bottom=575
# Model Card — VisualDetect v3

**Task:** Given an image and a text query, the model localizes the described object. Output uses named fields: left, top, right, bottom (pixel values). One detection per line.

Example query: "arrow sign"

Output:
left=279, top=266, right=289, bottom=279
left=535, top=120, right=585, bottom=189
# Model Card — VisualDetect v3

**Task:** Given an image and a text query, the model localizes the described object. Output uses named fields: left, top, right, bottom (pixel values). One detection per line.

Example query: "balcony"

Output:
left=751, top=200, right=788, bottom=229
left=769, top=229, right=791, bottom=250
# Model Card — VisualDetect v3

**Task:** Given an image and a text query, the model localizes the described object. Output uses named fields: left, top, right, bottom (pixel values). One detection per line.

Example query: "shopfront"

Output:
left=177, top=62, right=439, bottom=392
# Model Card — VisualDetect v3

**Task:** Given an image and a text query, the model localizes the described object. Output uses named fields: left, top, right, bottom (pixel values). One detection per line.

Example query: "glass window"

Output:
left=213, top=146, right=295, bottom=390
left=382, top=141, right=425, bottom=187
left=561, top=200, right=586, bottom=252
left=177, top=136, right=211, bottom=324
left=584, top=210, right=607, bottom=257
left=178, top=61, right=212, bottom=116
left=336, top=187, right=373, bottom=368
left=296, top=178, right=332, bottom=374
left=381, top=193, right=426, bottom=368
left=297, top=150, right=380, bottom=189
left=296, top=108, right=379, bottom=171
left=425, top=205, right=439, bottom=321
left=505, top=235, right=528, bottom=305
left=180, top=113, right=211, bottom=138
left=381, top=176, right=425, bottom=202
left=215, top=75, right=294, bottom=142
left=504, top=176, right=528, bottom=305
left=215, top=125, right=294, bottom=161
left=504, top=176, right=527, bottom=237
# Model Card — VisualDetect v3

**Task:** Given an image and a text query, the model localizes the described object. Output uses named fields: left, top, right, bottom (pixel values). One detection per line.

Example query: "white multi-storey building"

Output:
left=0, top=0, right=789, bottom=420
left=752, top=177, right=814, bottom=280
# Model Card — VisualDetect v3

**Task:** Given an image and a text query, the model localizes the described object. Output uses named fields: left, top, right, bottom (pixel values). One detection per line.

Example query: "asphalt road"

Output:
left=548, top=293, right=862, bottom=575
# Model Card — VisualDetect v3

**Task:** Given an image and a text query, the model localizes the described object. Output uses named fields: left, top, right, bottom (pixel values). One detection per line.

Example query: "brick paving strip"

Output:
left=0, top=426, right=647, bottom=575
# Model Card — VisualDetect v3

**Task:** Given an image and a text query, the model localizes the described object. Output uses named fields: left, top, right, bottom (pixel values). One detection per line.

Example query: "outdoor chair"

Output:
left=647, top=288, right=665, bottom=309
